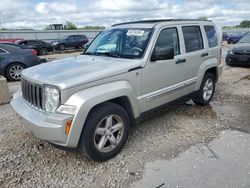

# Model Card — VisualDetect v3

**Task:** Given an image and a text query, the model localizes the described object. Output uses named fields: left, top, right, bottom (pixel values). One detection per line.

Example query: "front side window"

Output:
left=154, top=27, right=180, bottom=55
left=204, top=25, right=218, bottom=48
left=85, top=28, right=153, bottom=59
left=182, top=26, right=204, bottom=53
left=28, top=40, right=40, bottom=45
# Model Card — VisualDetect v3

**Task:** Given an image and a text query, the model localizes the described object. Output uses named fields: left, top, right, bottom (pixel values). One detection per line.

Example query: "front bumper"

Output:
left=10, top=91, right=74, bottom=146
left=226, top=54, right=250, bottom=65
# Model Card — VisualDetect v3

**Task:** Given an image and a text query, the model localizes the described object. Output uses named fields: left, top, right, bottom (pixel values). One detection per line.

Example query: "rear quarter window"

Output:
left=204, top=25, right=218, bottom=48
left=182, top=26, right=204, bottom=53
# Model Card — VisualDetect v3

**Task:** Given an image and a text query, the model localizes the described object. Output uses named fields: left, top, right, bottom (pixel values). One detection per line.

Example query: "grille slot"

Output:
left=21, top=79, right=43, bottom=109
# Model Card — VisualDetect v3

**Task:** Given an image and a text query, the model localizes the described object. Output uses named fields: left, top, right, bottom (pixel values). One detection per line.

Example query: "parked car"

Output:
left=0, top=43, right=39, bottom=81
left=51, top=35, right=89, bottom=50
left=227, top=33, right=245, bottom=44
left=16, top=40, right=54, bottom=55
left=226, top=33, right=250, bottom=66
left=222, top=32, right=228, bottom=41
left=11, top=19, right=222, bottom=161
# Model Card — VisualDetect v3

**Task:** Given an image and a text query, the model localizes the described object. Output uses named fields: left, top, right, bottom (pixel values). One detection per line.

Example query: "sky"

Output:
left=0, top=0, right=249, bottom=29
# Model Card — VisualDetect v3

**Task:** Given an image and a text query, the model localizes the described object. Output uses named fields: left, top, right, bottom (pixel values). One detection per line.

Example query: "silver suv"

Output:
left=11, top=19, right=223, bottom=161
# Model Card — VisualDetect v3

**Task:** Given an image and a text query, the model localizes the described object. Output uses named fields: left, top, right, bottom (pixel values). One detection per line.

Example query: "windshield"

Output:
left=238, top=34, right=250, bottom=43
left=85, top=28, right=153, bottom=59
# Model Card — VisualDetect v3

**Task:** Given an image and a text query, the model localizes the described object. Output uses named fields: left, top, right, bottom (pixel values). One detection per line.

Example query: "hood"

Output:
left=21, top=55, right=141, bottom=89
left=232, top=43, right=250, bottom=53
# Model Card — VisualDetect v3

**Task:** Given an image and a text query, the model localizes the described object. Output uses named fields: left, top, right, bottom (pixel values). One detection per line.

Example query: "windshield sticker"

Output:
left=127, top=30, right=145, bottom=36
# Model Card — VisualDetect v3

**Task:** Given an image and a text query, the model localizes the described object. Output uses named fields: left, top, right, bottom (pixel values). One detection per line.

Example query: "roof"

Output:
left=112, top=19, right=212, bottom=27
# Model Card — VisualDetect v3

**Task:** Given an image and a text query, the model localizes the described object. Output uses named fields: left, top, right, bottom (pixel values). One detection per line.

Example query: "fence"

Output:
left=1, top=28, right=249, bottom=42
left=0, top=30, right=102, bottom=42
left=222, top=28, right=250, bottom=35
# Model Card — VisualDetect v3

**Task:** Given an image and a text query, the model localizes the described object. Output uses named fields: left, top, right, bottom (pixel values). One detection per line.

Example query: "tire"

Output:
left=192, top=72, right=215, bottom=106
left=39, top=48, right=48, bottom=55
left=59, top=44, right=65, bottom=51
left=79, top=102, right=130, bottom=161
left=5, top=63, right=25, bottom=81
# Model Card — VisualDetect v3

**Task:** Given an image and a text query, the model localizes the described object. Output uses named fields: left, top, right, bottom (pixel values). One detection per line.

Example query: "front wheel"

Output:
left=59, top=44, right=65, bottom=50
left=79, top=102, right=130, bottom=161
left=6, top=63, right=25, bottom=81
left=192, top=73, right=215, bottom=106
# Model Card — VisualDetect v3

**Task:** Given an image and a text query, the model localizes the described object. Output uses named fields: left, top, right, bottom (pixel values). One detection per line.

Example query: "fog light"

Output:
left=65, top=120, right=72, bottom=135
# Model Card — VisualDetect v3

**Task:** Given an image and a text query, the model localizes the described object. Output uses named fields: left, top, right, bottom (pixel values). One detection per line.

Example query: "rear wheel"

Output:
left=79, top=102, right=130, bottom=161
left=192, top=73, right=215, bottom=106
left=39, top=48, right=48, bottom=55
left=6, top=63, right=25, bottom=81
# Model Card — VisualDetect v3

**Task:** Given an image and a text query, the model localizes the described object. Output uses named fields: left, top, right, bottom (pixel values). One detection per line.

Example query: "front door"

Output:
left=141, top=26, right=197, bottom=112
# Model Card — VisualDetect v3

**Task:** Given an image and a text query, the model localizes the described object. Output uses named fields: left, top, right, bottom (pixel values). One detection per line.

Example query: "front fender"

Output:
left=195, top=58, right=219, bottom=91
left=64, top=81, right=140, bottom=147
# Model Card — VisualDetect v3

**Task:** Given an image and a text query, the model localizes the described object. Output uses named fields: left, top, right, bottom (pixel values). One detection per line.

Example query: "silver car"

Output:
left=11, top=19, right=223, bottom=161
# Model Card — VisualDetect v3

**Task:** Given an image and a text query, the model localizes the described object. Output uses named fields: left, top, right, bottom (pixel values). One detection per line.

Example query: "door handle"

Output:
left=201, top=53, right=209, bottom=57
left=176, top=59, right=186, bottom=64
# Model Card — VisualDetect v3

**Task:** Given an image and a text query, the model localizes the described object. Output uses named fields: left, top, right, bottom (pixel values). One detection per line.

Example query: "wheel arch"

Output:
left=4, top=62, right=26, bottom=77
left=195, top=58, right=219, bottom=91
left=64, top=81, right=141, bottom=147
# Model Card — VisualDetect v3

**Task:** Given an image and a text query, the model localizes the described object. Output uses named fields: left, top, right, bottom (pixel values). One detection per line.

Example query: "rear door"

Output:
left=203, top=25, right=220, bottom=63
left=0, top=48, right=9, bottom=73
left=67, top=36, right=75, bottom=47
left=179, top=25, right=207, bottom=80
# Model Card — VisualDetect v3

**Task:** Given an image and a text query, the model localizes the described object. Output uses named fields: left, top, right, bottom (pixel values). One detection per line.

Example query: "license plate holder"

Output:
left=239, top=55, right=248, bottom=61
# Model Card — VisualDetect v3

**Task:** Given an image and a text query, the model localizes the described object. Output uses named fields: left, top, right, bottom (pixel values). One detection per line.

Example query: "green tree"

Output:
left=64, top=21, right=77, bottom=30
left=198, top=16, right=208, bottom=21
left=240, top=20, right=250, bottom=28
left=78, top=25, right=105, bottom=30
left=44, top=25, right=52, bottom=30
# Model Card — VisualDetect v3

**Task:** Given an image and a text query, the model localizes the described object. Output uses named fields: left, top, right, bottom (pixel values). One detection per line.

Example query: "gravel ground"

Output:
left=0, top=44, right=250, bottom=188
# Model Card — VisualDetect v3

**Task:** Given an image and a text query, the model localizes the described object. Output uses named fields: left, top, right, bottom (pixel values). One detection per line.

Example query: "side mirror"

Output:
left=151, top=47, right=175, bottom=62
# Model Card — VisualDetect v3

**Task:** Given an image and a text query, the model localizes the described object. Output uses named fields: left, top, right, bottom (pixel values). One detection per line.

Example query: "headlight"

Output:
left=228, top=50, right=234, bottom=55
left=53, top=42, right=58, bottom=45
left=44, top=86, right=60, bottom=113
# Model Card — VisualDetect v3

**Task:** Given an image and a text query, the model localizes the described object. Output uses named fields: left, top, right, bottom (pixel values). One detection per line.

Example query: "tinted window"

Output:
left=155, top=27, right=180, bottom=55
left=28, top=40, right=40, bottom=45
left=68, top=36, right=74, bottom=41
left=204, top=25, right=218, bottom=48
left=182, top=26, right=204, bottom=53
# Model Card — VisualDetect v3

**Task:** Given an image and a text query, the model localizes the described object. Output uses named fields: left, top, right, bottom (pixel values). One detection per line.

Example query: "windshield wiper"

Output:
left=82, top=51, right=120, bottom=58
left=97, top=52, right=120, bottom=58
left=82, top=52, right=94, bottom=55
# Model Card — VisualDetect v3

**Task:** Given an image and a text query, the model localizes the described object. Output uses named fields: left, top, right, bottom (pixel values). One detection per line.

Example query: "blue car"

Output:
left=51, top=35, right=89, bottom=50
left=0, top=43, right=39, bottom=81
left=227, top=33, right=245, bottom=44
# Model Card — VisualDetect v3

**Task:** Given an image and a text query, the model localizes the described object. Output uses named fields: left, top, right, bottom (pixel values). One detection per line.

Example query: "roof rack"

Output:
left=112, top=19, right=212, bottom=27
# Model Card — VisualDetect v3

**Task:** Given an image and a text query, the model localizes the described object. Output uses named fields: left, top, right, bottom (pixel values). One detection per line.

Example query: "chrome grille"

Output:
left=21, top=79, right=43, bottom=109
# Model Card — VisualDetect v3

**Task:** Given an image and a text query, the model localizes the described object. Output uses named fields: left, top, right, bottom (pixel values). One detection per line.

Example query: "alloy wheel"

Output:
left=94, top=114, right=124, bottom=153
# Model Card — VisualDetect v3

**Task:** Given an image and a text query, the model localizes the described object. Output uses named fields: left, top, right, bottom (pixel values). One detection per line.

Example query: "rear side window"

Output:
left=182, top=26, right=204, bottom=53
left=155, top=27, right=180, bottom=55
left=204, top=25, right=218, bottom=48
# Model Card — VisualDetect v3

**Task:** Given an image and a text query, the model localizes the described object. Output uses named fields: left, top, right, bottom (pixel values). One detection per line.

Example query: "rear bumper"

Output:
left=10, top=91, right=74, bottom=146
